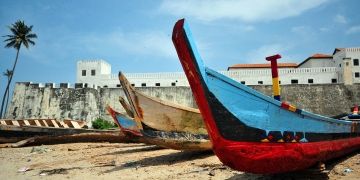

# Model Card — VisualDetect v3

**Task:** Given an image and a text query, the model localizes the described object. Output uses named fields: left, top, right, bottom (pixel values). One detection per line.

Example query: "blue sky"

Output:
left=0, top=0, right=359, bottom=96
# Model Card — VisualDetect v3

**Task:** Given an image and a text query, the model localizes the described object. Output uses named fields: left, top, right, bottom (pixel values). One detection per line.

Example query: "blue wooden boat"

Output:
left=107, top=106, right=211, bottom=151
left=172, top=19, right=360, bottom=174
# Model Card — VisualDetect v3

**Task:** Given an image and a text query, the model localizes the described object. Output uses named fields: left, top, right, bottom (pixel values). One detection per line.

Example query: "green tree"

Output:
left=1, top=20, right=37, bottom=118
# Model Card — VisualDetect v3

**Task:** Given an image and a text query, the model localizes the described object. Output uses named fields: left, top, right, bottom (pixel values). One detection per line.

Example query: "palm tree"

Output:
left=0, top=20, right=37, bottom=118
left=3, top=69, right=13, bottom=116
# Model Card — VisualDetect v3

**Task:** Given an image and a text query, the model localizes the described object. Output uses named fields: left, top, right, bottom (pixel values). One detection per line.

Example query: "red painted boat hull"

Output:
left=214, top=137, right=360, bottom=174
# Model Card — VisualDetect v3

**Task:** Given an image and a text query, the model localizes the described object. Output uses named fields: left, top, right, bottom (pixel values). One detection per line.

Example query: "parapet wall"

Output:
left=5, top=82, right=360, bottom=125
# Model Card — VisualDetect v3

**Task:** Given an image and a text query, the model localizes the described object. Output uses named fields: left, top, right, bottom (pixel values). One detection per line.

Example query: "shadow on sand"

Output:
left=103, top=150, right=213, bottom=174
left=100, top=145, right=164, bottom=156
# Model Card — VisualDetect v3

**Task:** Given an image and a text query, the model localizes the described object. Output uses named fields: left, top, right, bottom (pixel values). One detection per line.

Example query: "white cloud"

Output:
left=159, top=0, right=329, bottom=22
left=334, top=14, right=347, bottom=24
left=346, top=26, right=360, bottom=34
left=245, top=44, right=290, bottom=63
left=80, top=30, right=177, bottom=59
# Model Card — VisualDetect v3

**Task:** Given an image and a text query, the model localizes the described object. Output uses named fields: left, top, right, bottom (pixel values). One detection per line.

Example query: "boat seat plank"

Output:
left=59, top=121, right=69, bottom=128
left=0, top=121, right=6, bottom=125
left=42, top=120, right=49, bottom=127
left=70, top=121, right=81, bottom=129
left=23, top=120, right=30, bottom=126
left=34, top=120, right=42, bottom=127
left=12, top=120, right=20, bottom=126
left=51, top=120, right=60, bottom=128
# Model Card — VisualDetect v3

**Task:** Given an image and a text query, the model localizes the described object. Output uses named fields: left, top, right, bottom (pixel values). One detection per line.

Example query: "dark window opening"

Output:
left=279, top=81, right=281, bottom=84
left=171, top=82, right=176, bottom=86
left=131, top=84, right=135, bottom=87
left=84, top=83, right=88, bottom=88
left=291, top=79, right=298, bottom=84
left=155, top=83, right=160, bottom=86
left=339, top=64, right=342, bottom=67
left=346, top=62, right=349, bottom=66
left=308, top=79, right=313, bottom=84
left=355, top=72, right=360, bottom=78
left=103, top=85, right=108, bottom=88
left=91, top=69, right=96, bottom=76
left=116, top=84, right=121, bottom=87
left=258, top=81, right=263, bottom=85
left=354, top=59, right=359, bottom=66
left=141, top=83, right=146, bottom=87
left=82, top=70, right=86, bottom=76
left=240, top=81, right=245, bottom=84
left=332, top=79, right=337, bottom=83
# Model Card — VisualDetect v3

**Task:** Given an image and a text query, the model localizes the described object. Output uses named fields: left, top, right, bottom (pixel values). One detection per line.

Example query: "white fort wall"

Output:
left=77, top=63, right=340, bottom=88
left=76, top=47, right=360, bottom=87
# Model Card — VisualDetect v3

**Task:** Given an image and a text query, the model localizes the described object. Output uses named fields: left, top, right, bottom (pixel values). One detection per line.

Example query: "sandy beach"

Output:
left=0, top=142, right=359, bottom=179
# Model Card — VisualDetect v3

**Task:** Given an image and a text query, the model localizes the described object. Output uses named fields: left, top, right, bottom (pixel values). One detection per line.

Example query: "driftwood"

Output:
left=0, top=130, right=132, bottom=148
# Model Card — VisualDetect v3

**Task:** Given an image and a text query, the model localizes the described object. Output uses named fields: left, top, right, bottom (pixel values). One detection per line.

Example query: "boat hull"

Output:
left=172, top=19, right=360, bottom=174
left=119, top=72, right=207, bottom=135
left=107, top=106, right=212, bottom=151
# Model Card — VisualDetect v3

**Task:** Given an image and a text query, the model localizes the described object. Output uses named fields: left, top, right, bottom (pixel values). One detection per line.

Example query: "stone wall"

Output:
left=5, top=82, right=360, bottom=126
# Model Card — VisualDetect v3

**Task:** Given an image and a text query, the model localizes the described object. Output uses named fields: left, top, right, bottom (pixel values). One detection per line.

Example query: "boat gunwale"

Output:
left=204, top=66, right=353, bottom=126
left=133, top=89, right=200, bottom=113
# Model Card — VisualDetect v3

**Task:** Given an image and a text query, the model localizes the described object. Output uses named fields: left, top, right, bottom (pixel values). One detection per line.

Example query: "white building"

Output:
left=76, top=47, right=360, bottom=88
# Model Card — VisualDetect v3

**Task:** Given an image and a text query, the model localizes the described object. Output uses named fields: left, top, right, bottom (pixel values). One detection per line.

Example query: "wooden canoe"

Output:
left=0, top=119, right=116, bottom=144
left=118, top=72, right=207, bottom=135
left=172, top=19, right=360, bottom=174
left=107, top=106, right=211, bottom=151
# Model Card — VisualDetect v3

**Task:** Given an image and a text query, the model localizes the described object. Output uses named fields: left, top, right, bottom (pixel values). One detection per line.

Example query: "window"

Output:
left=240, top=81, right=245, bottom=84
left=171, top=82, right=176, bottom=86
left=84, top=83, right=88, bottom=88
left=291, top=79, right=298, bottom=84
left=339, top=64, right=342, bottom=67
left=308, top=79, right=313, bottom=84
left=354, top=59, right=359, bottom=66
left=155, top=83, right=160, bottom=87
left=258, top=81, right=263, bottom=85
left=355, top=72, right=360, bottom=78
left=279, top=81, right=281, bottom=84
left=103, top=85, right=108, bottom=88
left=131, top=84, right=135, bottom=87
left=141, top=83, right=146, bottom=87
left=91, top=69, right=96, bottom=76
left=346, top=62, right=349, bottom=66
left=116, top=84, right=121, bottom=87
left=82, top=70, right=86, bottom=76
left=332, top=79, right=337, bottom=83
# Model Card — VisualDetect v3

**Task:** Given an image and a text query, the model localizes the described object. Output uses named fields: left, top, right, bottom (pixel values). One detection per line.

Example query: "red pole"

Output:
left=266, top=54, right=282, bottom=101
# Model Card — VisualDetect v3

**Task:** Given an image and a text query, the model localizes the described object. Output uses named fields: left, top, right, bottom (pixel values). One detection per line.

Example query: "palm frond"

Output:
left=5, top=40, right=16, bottom=48
left=3, top=20, right=37, bottom=50
left=27, top=39, right=35, bottom=46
